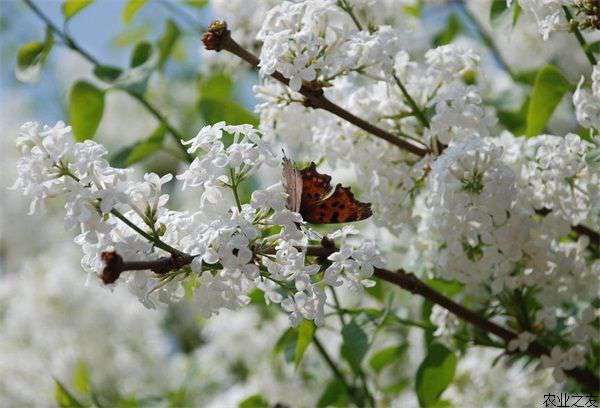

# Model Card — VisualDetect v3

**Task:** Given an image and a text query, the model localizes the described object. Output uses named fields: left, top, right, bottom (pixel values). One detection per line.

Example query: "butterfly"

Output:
left=282, top=157, right=372, bottom=224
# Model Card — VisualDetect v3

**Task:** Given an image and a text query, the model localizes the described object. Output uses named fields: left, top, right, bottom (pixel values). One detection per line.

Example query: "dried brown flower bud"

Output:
left=100, top=251, right=124, bottom=284
left=202, top=20, right=229, bottom=51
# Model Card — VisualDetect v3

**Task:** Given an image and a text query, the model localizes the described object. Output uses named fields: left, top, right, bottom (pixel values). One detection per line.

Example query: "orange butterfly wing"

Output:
left=283, top=159, right=372, bottom=224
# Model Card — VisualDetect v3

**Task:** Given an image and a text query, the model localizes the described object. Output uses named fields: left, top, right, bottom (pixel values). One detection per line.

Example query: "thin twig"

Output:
left=23, top=0, right=194, bottom=163
left=562, top=6, right=598, bottom=66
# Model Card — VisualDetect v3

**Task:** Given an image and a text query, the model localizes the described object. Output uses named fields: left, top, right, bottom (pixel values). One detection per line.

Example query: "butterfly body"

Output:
left=282, top=158, right=372, bottom=224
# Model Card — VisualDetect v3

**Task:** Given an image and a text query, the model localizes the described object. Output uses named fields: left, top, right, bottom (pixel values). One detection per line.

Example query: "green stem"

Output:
left=313, top=336, right=365, bottom=407
left=338, top=0, right=363, bottom=31
left=229, top=168, right=243, bottom=212
left=454, top=0, right=516, bottom=79
left=109, top=209, right=183, bottom=256
left=124, top=91, right=194, bottom=162
left=392, top=73, right=429, bottom=128
left=330, top=287, right=347, bottom=327
left=562, top=6, right=598, bottom=66
left=329, top=289, right=374, bottom=407
left=22, top=0, right=194, bottom=163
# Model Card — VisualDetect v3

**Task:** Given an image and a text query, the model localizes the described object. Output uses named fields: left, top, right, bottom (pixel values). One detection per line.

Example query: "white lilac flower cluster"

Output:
left=13, top=0, right=600, bottom=389
left=516, top=0, right=600, bottom=40
left=177, top=121, right=277, bottom=204
left=12, top=120, right=385, bottom=327
left=256, top=0, right=408, bottom=91
left=515, top=0, right=567, bottom=40
left=426, top=137, right=525, bottom=292
left=255, top=41, right=494, bottom=234
left=248, top=2, right=598, bottom=383
left=574, top=64, right=600, bottom=130
left=421, top=131, right=599, bottom=380
left=430, top=304, right=461, bottom=345
left=204, top=0, right=419, bottom=75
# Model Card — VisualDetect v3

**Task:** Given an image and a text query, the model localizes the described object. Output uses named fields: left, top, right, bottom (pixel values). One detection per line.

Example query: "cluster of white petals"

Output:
left=516, top=0, right=567, bottom=40
left=574, top=64, right=600, bottom=130
left=12, top=0, right=600, bottom=391
left=13, top=120, right=385, bottom=327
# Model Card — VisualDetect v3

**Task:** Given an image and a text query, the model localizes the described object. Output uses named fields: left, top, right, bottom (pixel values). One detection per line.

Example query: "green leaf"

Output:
left=369, top=345, right=406, bottom=373
left=586, top=41, right=600, bottom=55
left=197, top=72, right=256, bottom=126
left=122, top=0, right=148, bottom=23
left=274, top=327, right=297, bottom=363
left=402, top=0, right=423, bottom=17
left=54, top=379, right=85, bottom=408
left=17, top=41, right=45, bottom=69
left=126, top=125, right=166, bottom=165
left=490, top=0, right=520, bottom=27
left=512, top=2, right=522, bottom=26
left=382, top=378, right=410, bottom=395
left=157, top=20, right=181, bottom=69
left=526, top=64, right=572, bottom=137
left=415, top=343, right=457, bottom=407
left=184, top=0, right=209, bottom=8
left=93, top=65, right=123, bottom=82
left=199, top=72, right=234, bottom=100
left=489, top=0, right=508, bottom=26
left=69, top=81, right=105, bottom=141
left=238, top=394, right=269, bottom=408
left=110, top=125, right=166, bottom=167
left=513, top=70, right=538, bottom=85
left=586, top=147, right=600, bottom=167
left=497, top=96, right=529, bottom=135
left=110, top=145, right=135, bottom=168
left=62, top=0, right=94, bottom=20
left=433, top=14, right=462, bottom=47
left=294, top=320, right=315, bottom=367
left=130, top=41, right=153, bottom=68
left=198, top=98, right=258, bottom=126
left=317, top=379, right=349, bottom=408
left=341, top=319, right=369, bottom=375
left=15, top=29, right=53, bottom=83
left=425, top=278, right=463, bottom=297
left=72, top=361, right=91, bottom=395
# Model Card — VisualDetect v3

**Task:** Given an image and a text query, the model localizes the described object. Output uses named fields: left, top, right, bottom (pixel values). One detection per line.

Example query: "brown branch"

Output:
left=302, top=244, right=599, bottom=392
left=201, top=21, right=430, bottom=158
left=101, top=239, right=599, bottom=390
left=201, top=21, right=597, bottom=246
left=100, top=251, right=193, bottom=284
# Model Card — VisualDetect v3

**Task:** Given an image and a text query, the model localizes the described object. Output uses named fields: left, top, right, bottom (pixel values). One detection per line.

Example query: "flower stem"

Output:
left=109, top=209, right=184, bottom=256
left=229, top=168, right=243, bottom=212
left=562, top=6, right=598, bottom=66
left=313, top=336, right=366, bottom=407
left=454, top=0, right=516, bottom=79
left=338, top=0, right=364, bottom=31
left=392, top=73, right=429, bottom=128
left=330, top=287, right=347, bottom=327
